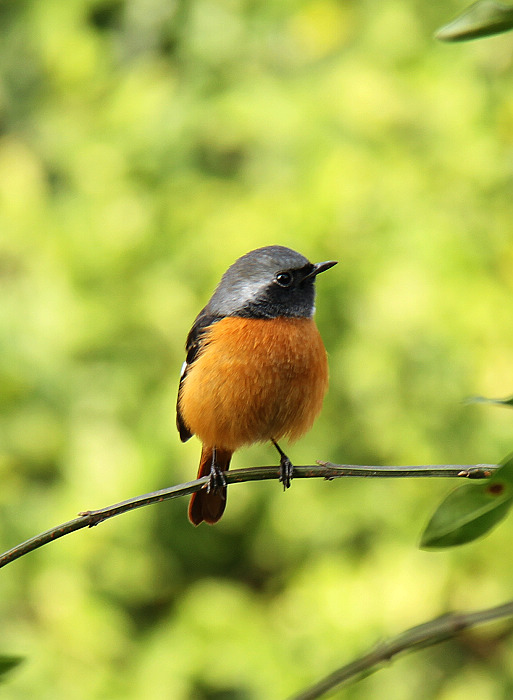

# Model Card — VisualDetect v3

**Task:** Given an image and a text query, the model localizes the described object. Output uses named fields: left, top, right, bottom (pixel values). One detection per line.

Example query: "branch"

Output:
left=0, top=462, right=497, bottom=570
left=289, top=600, right=513, bottom=700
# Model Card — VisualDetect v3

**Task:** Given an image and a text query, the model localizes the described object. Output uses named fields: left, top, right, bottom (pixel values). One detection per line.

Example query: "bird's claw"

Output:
left=279, top=455, right=294, bottom=490
left=207, top=461, right=227, bottom=494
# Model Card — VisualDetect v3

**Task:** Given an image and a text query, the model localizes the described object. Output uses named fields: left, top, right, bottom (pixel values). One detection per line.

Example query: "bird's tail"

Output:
left=188, top=446, right=232, bottom=526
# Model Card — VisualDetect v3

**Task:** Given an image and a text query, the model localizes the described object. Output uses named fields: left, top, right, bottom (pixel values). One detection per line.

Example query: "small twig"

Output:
left=0, top=462, right=497, bottom=570
left=290, top=600, right=513, bottom=700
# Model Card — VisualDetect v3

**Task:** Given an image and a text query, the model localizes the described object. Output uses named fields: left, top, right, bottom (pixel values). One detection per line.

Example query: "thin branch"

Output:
left=0, top=462, right=497, bottom=570
left=289, top=600, right=513, bottom=700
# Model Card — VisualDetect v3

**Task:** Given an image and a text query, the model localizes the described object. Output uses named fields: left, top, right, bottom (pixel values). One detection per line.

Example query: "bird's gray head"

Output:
left=206, top=245, right=337, bottom=319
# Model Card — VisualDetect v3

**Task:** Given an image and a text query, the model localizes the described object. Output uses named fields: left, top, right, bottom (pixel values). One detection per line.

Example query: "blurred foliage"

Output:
left=0, top=656, right=24, bottom=683
left=2, top=0, right=513, bottom=698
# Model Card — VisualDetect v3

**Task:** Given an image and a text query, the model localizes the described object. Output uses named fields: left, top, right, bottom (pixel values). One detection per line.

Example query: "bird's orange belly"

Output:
left=178, top=316, right=329, bottom=451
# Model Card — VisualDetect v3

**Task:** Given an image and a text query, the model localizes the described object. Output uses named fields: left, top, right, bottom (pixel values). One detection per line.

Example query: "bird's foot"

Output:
left=207, top=449, right=227, bottom=493
left=279, top=454, right=294, bottom=490
left=272, top=440, right=294, bottom=490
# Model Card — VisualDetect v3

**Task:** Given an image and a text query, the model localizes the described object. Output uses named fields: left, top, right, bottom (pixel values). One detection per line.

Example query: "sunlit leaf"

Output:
left=421, top=454, right=513, bottom=548
left=436, top=1, right=513, bottom=42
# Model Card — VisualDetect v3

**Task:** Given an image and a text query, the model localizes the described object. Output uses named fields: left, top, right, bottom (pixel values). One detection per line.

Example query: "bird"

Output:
left=176, top=245, right=337, bottom=525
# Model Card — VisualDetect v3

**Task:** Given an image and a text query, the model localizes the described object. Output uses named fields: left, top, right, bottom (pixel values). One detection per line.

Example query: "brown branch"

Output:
left=0, top=462, right=497, bottom=570
left=289, top=600, right=513, bottom=700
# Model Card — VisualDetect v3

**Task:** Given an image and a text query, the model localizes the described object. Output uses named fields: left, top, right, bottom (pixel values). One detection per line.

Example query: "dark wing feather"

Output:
left=176, top=310, right=219, bottom=442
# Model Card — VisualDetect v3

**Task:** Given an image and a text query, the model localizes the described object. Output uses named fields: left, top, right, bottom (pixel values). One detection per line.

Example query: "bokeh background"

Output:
left=2, top=1, right=513, bottom=698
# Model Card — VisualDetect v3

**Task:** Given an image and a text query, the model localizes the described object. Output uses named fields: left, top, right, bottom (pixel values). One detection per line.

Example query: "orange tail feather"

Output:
left=188, top=447, right=232, bottom=526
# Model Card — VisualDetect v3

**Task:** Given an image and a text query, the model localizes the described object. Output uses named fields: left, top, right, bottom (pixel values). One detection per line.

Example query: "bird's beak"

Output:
left=303, top=260, right=338, bottom=281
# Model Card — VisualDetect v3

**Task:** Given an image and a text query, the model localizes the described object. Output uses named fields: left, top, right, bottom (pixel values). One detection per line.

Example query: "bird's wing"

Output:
left=176, top=310, right=220, bottom=442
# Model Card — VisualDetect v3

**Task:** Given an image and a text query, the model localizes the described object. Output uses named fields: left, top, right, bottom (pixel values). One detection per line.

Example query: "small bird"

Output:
left=176, top=245, right=337, bottom=525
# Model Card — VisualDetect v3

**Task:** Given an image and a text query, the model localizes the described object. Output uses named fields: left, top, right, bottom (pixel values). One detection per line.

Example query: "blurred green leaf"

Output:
left=436, top=1, right=513, bottom=42
left=435, top=0, right=513, bottom=41
left=421, top=454, right=513, bottom=548
left=466, top=394, right=513, bottom=407
left=0, top=656, right=23, bottom=682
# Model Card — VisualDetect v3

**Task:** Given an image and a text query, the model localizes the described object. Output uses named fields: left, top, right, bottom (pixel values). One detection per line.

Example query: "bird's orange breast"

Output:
left=178, top=316, right=329, bottom=451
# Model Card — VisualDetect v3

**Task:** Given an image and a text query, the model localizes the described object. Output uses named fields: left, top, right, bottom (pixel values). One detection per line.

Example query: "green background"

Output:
left=1, top=0, right=513, bottom=697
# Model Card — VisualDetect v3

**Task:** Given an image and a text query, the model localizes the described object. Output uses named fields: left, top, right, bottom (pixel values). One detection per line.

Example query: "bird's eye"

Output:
left=275, top=271, right=294, bottom=288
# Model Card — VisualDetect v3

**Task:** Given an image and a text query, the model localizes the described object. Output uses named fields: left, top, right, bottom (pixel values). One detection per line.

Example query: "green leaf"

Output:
left=0, top=656, right=23, bottom=682
left=421, top=454, right=513, bottom=548
left=465, top=394, right=513, bottom=408
left=436, top=1, right=513, bottom=42
left=495, top=453, right=513, bottom=483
